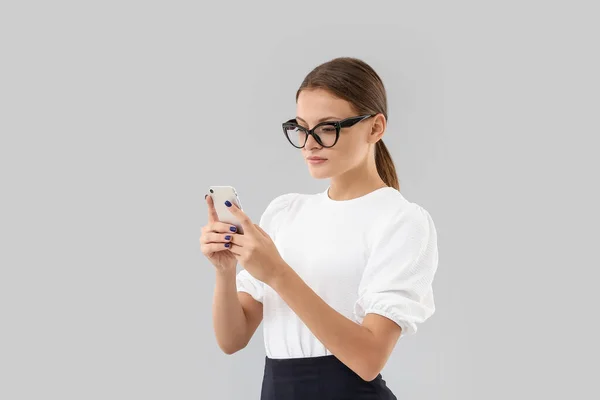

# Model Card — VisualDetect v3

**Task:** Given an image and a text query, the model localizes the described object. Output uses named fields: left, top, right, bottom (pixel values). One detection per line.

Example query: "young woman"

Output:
left=200, top=57, right=439, bottom=399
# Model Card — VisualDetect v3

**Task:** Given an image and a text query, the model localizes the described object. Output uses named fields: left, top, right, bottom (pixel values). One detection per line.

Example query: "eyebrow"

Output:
left=295, top=116, right=343, bottom=124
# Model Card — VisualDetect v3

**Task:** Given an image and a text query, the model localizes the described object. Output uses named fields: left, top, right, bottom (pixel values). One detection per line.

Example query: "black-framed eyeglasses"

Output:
left=281, top=114, right=377, bottom=149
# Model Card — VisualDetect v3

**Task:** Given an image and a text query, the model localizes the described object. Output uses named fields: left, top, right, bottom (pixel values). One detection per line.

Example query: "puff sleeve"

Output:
left=353, top=204, right=439, bottom=336
left=235, top=193, right=297, bottom=302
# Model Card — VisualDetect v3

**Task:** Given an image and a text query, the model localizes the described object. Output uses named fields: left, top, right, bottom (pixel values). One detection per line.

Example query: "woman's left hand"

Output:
left=224, top=201, right=288, bottom=285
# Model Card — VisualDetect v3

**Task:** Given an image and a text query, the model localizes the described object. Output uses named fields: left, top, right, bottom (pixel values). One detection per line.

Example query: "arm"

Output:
left=270, top=263, right=401, bottom=382
left=221, top=201, right=405, bottom=380
left=212, top=268, right=263, bottom=354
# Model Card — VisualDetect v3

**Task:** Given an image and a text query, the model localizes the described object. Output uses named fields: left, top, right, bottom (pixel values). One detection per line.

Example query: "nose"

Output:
left=305, top=132, right=322, bottom=150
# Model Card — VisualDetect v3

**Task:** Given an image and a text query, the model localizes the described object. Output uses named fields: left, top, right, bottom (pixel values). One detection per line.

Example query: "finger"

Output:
left=206, top=221, right=240, bottom=234
left=201, top=242, right=232, bottom=254
left=226, top=242, right=243, bottom=256
left=229, top=233, right=249, bottom=246
left=200, top=232, right=234, bottom=245
left=206, top=195, right=219, bottom=223
left=224, top=201, right=255, bottom=233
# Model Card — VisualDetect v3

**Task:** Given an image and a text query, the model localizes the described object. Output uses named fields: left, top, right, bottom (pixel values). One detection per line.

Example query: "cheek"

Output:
left=304, top=134, right=369, bottom=178
left=332, top=137, right=369, bottom=166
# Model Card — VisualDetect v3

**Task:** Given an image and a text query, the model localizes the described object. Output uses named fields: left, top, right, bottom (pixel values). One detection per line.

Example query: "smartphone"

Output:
left=208, top=185, right=244, bottom=234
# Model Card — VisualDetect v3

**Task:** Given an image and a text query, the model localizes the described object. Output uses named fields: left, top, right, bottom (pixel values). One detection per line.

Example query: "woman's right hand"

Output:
left=200, top=194, right=238, bottom=272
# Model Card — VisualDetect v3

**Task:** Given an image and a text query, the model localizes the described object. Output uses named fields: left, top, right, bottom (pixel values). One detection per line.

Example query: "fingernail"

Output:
left=224, top=243, right=230, bottom=248
left=205, top=194, right=208, bottom=199
left=230, top=226, right=237, bottom=232
left=225, top=200, right=232, bottom=207
left=225, top=235, right=231, bottom=240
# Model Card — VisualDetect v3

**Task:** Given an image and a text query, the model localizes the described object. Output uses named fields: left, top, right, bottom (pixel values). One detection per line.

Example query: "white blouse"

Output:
left=236, top=187, right=439, bottom=359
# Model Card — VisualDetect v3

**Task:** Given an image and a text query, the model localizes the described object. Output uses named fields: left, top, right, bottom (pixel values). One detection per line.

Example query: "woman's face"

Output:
left=295, top=88, right=377, bottom=180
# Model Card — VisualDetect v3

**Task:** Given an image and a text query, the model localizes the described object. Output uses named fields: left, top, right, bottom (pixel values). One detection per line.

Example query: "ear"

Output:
left=368, top=113, right=386, bottom=144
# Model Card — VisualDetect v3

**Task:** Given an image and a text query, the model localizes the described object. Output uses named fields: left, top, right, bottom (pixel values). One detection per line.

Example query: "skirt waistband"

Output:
left=261, top=355, right=397, bottom=399
left=264, top=355, right=351, bottom=378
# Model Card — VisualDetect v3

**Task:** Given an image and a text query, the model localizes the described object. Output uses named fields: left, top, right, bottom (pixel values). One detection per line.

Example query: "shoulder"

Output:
left=260, top=192, right=302, bottom=220
left=370, top=190, right=437, bottom=247
left=259, top=192, right=308, bottom=237
left=363, top=194, right=439, bottom=283
left=264, top=192, right=302, bottom=211
left=375, top=189, right=432, bottom=223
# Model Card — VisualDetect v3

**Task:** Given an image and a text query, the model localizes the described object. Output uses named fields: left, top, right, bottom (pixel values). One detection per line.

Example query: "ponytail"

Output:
left=375, top=140, right=399, bottom=190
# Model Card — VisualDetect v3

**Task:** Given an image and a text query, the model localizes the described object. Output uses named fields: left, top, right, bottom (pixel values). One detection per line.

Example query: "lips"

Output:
left=306, top=156, right=328, bottom=165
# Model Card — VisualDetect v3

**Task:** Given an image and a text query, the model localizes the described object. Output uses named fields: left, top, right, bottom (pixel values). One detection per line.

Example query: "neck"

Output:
left=328, top=148, right=388, bottom=201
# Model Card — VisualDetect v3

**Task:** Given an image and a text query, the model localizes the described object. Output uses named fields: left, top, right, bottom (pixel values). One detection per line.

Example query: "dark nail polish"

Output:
left=224, top=243, right=230, bottom=248
left=204, top=194, right=208, bottom=199
left=230, top=226, right=237, bottom=232
left=225, top=200, right=232, bottom=207
left=225, top=235, right=231, bottom=240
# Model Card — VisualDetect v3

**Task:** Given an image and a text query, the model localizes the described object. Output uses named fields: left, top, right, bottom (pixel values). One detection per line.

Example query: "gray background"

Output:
left=1, top=0, right=598, bottom=399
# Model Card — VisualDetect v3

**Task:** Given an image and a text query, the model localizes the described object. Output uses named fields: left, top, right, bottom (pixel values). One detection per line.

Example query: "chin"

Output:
left=307, top=166, right=334, bottom=179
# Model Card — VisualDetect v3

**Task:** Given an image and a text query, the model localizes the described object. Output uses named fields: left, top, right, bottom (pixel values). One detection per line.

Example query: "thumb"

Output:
left=206, top=195, right=219, bottom=223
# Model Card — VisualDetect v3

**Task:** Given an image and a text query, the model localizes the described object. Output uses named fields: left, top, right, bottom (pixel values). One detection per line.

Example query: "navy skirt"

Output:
left=260, top=355, right=397, bottom=400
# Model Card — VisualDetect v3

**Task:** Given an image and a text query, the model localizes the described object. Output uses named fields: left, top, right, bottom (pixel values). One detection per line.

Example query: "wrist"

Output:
left=215, top=266, right=236, bottom=279
left=268, top=260, right=292, bottom=291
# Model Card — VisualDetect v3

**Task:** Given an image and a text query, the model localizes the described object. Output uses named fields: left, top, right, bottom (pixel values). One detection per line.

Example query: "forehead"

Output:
left=296, top=88, right=355, bottom=121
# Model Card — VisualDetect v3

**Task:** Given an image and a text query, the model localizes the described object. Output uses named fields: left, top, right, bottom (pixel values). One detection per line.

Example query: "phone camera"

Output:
left=209, top=189, right=214, bottom=193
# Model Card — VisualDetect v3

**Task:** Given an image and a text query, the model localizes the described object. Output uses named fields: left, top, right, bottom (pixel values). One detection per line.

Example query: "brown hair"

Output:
left=295, top=57, right=400, bottom=190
